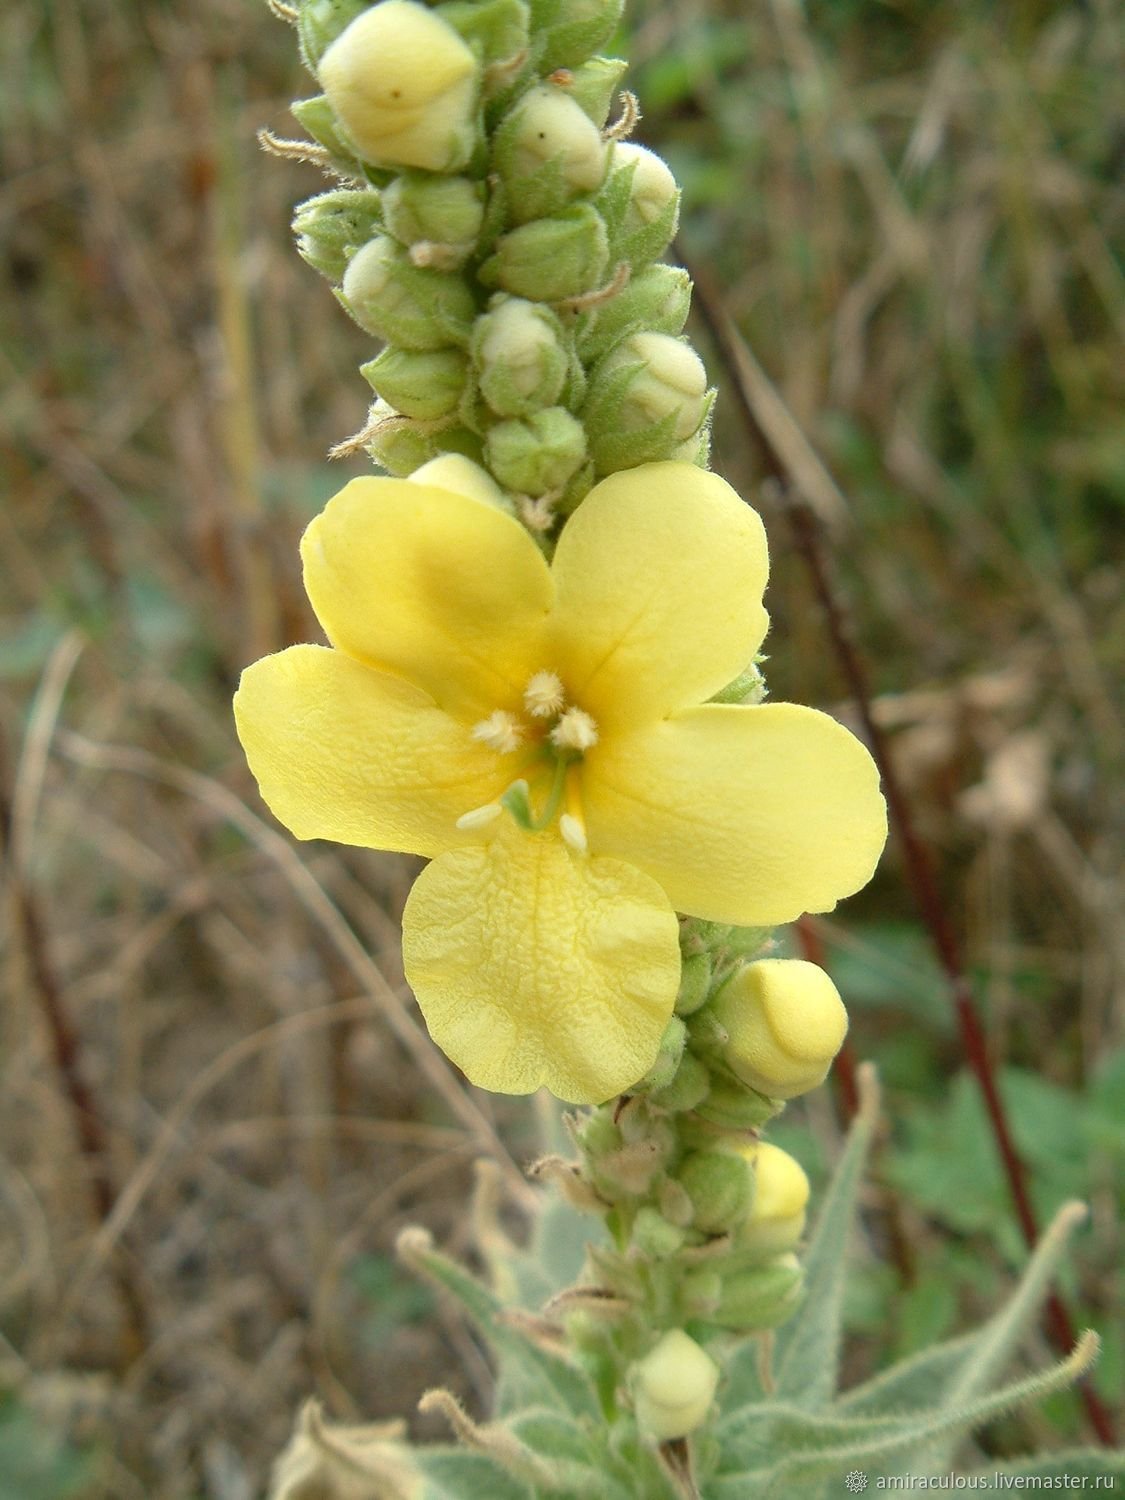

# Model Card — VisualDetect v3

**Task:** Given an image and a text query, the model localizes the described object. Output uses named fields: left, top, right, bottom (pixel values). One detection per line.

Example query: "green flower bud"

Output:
left=292, top=188, right=384, bottom=281
left=296, top=0, right=370, bottom=72
left=635, top=1016, right=687, bottom=1093
left=584, top=332, right=709, bottom=475
left=710, top=661, right=768, bottom=706
left=552, top=56, right=629, bottom=128
left=677, top=1149, right=752, bottom=1235
left=484, top=203, right=609, bottom=302
left=319, top=1, right=480, bottom=173
left=493, top=84, right=609, bottom=224
left=576, top=262, right=692, bottom=363
left=709, top=1253, right=804, bottom=1332
left=580, top=1106, right=621, bottom=1160
left=648, top=1052, right=710, bottom=1114
left=675, top=951, right=713, bottom=1017
left=363, top=399, right=482, bottom=475
left=736, top=1142, right=810, bottom=1260
left=681, top=1268, right=722, bottom=1318
left=381, top=174, right=485, bottom=267
left=436, top=0, right=530, bottom=79
left=361, top=346, right=469, bottom=420
left=711, top=959, right=848, bottom=1101
left=631, top=1330, right=719, bottom=1442
left=341, top=236, right=477, bottom=349
left=471, top=297, right=569, bottom=417
left=530, top=0, right=625, bottom=72
left=291, top=95, right=368, bottom=179
left=693, top=1073, right=779, bottom=1131
left=484, top=406, right=586, bottom=493
left=600, top=141, right=680, bottom=265
left=632, top=1205, right=687, bottom=1260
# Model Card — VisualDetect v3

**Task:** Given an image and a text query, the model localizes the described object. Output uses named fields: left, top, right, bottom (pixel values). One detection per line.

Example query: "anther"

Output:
left=551, top=707, right=598, bottom=752
left=559, top=813, right=588, bottom=854
left=524, top=671, right=566, bottom=718
left=456, top=802, right=503, bottom=831
left=471, top=711, right=524, bottom=753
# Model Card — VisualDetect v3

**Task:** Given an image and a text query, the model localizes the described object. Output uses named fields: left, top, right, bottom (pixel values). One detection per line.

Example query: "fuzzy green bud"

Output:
left=631, top=1330, right=719, bottom=1442
left=485, top=406, right=586, bottom=493
left=552, top=57, right=629, bottom=127
left=530, top=0, right=625, bottom=72
left=472, top=297, right=569, bottom=416
left=361, top=346, right=468, bottom=420
left=291, top=188, right=383, bottom=282
left=484, top=203, right=609, bottom=302
left=694, top=1073, right=779, bottom=1131
left=381, top=174, right=485, bottom=268
left=291, top=95, right=368, bottom=178
left=677, top=1149, right=753, bottom=1235
left=635, top=1016, right=687, bottom=1093
left=648, top=1051, right=710, bottom=1114
left=711, top=959, right=848, bottom=1101
left=296, top=0, right=370, bottom=72
left=341, top=236, right=477, bottom=348
left=602, top=141, right=681, bottom=265
left=675, top=951, right=713, bottom=1017
left=493, top=84, right=609, bottom=224
left=436, top=0, right=530, bottom=78
left=736, top=1142, right=810, bottom=1260
left=584, top=332, right=709, bottom=474
left=363, top=399, right=482, bottom=475
left=576, top=262, right=692, bottom=363
left=709, top=1253, right=804, bottom=1331
left=319, top=1, right=480, bottom=173
left=632, top=1206, right=687, bottom=1259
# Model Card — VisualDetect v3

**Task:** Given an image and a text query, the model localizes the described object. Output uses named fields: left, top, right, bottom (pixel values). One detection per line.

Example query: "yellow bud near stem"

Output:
left=711, top=958, right=848, bottom=1100
left=738, top=1141, right=810, bottom=1257
left=319, top=1, right=479, bottom=172
left=631, top=1330, right=720, bottom=1442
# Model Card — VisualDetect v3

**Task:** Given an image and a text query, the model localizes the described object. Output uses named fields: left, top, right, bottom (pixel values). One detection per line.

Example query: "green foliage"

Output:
left=0, top=1401, right=94, bottom=1500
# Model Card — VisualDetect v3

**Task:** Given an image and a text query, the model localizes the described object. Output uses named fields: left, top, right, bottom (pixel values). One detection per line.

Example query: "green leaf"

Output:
left=834, top=1327, right=982, bottom=1416
left=415, top=1446, right=533, bottom=1500
left=397, top=1233, right=599, bottom=1421
left=768, top=1067, right=880, bottom=1409
left=0, top=1401, right=93, bottom=1500
left=968, top=1448, right=1125, bottom=1488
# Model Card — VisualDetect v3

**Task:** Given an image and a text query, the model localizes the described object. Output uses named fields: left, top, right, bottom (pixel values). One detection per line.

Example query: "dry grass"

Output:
left=1, top=0, right=1121, bottom=1493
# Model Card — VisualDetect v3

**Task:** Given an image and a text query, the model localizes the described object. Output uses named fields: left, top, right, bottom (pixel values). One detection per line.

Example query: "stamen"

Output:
left=456, top=802, right=503, bottom=831
left=524, top=670, right=566, bottom=718
left=471, top=710, right=524, bottom=753
left=560, top=814, right=587, bottom=854
left=551, top=707, right=599, bottom=752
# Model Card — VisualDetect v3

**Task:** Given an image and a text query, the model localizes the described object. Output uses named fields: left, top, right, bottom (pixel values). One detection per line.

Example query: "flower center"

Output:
left=458, top=671, right=598, bottom=852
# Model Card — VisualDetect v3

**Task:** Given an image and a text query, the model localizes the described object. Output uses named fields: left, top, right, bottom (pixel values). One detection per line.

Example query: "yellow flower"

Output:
left=234, top=461, right=886, bottom=1103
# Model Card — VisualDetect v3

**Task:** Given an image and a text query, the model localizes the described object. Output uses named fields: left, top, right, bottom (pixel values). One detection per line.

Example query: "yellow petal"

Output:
left=549, top=463, right=769, bottom=725
left=301, top=477, right=553, bottom=721
left=584, top=702, right=887, bottom=924
left=234, top=645, right=505, bottom=857
left=401, top=829, right=680, bottom=1103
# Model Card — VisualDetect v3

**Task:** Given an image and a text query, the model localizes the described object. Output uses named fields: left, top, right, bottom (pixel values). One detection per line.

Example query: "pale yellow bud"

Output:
left=504, top=84, right=608, bottom=190
left=631, top=1330, right=719, bottom=1442
left=738, top=1141, right=810, bottom=1257
left=712, top=958, right=848, bottom=1101
left=319, top=1, right=479, bottom=172
left=409, top=455, right=507, bottom=510
left=614, top=142, right=678, bottom=225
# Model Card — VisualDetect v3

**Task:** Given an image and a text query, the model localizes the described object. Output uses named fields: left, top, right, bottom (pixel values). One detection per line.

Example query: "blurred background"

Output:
left=1, top=0, right=1121, bottom=1493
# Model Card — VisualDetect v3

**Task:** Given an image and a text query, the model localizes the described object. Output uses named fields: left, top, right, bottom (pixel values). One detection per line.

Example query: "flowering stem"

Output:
left=685, top=247, right=1115, bottom=1448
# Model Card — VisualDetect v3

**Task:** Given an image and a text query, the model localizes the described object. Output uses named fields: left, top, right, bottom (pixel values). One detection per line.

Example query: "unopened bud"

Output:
left=341, top=236, right=477, bottom=349
left=694, top=1073, right=779, bottom=1131
left=409, top=454, right=509, bottom=510
left=291, top=95, right=367, bottom=177
left=530, top=0, right=625, bottom=72
left=737, top=1142, right=810, bottom=1259
left=484, top=203, right=609, bottom=302
left=361, top=346, right=468, bottom=420
left=709, top=1253, right=804, bottom=1331
left=319, top=0, right=479, bottom=173
left=632, top=1205, right=687, bottom=1259
left=677, top=1149, right=753, bottom=1235
left=631, top=1330, right=719, bottom=1442
left=436, top=0, right=530, bottom=80
left=576, top=262, right=692, bottom=363
left=599, top=143, right=680, bottom=266
left=584, top=332, right=709, bottom=474
left=472, top=297, right=569, bottom=417
left=363, top=400, right=482, bottom=476
left=292, top=188, right=383, bottom=282
left=635, top=1016, right=687, bottom=1093
left=711, top=959, right=848, bottom=1101
left=381, top=174, right=485, bottom=266
left=648, top=1051, right=710, bottom=1113
left=675, top=951, right=713, bottom=1017
left=493, top=84, right=609, bottom=224
left=485, top=407, right=587, bottom=494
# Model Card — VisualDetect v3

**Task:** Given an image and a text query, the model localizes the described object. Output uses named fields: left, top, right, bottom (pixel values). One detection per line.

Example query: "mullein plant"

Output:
left=235, top=2, right=1113, bottom=1495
